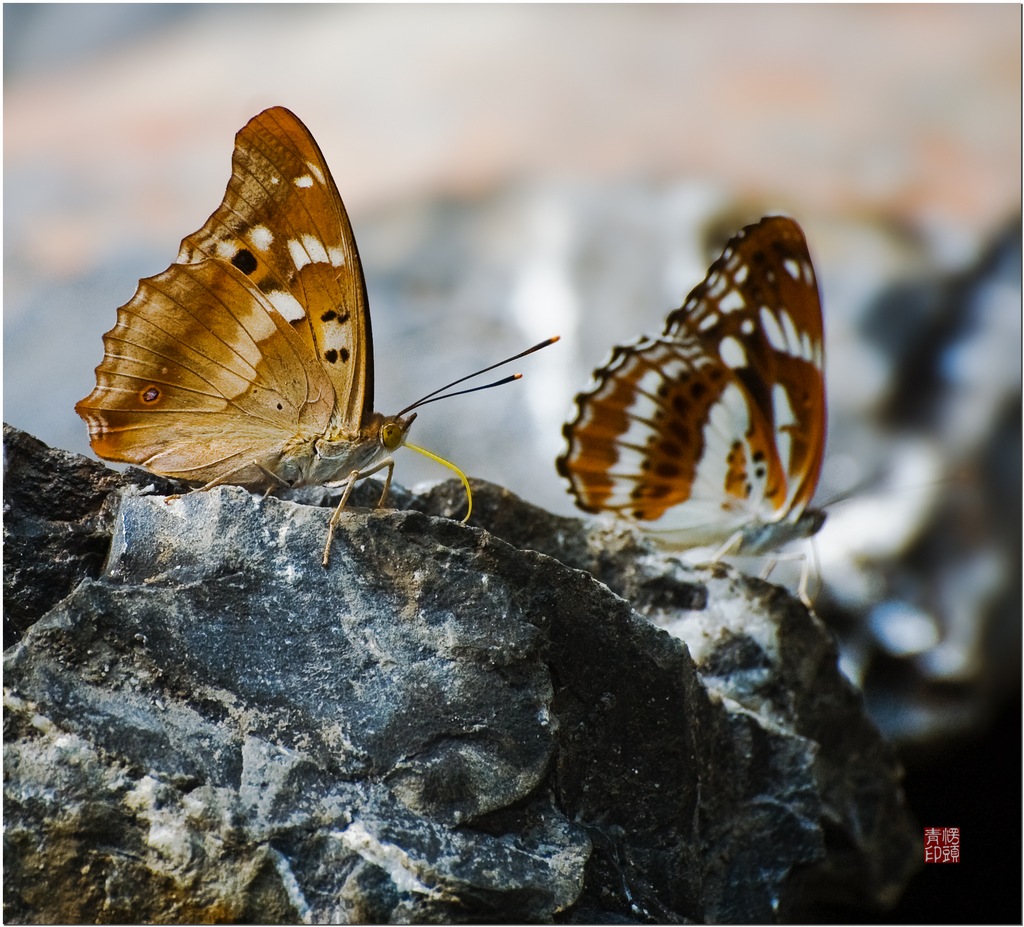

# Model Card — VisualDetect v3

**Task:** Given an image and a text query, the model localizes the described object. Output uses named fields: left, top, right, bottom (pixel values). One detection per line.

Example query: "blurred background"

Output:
left=4, top=5, right=1020, bottom=921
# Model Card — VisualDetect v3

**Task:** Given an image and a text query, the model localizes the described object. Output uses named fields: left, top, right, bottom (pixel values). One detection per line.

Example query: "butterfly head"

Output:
left=380, top=413, right=417, bottom=452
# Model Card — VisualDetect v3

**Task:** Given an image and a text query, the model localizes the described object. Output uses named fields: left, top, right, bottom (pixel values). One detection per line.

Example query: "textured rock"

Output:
left=4, top=426, right=919, bottom=922
left=412, top=479, right=923, bottom=917
left=2, top=423, right=181, bottom=649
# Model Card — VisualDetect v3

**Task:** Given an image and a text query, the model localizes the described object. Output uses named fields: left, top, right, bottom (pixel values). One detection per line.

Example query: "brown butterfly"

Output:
left=76, top=106, right=556, bottom=565
left=557, top=216, right=826, bottom=558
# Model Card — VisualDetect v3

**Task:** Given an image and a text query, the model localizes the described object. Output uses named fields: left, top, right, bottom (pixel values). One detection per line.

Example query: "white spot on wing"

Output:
left=773, top=381, right=797, bottom=428
left=614, top=442, right=659, bottom=477
left=760, top=308, right=786, bottom=351
left=780, top=310, right=800, bottom=354
left=267, top=290, right=306, bottom=322
left=773, top=382, right=796, bottom=472
left=783, top=258, right=800, bottom=279
left=287, top=235, right=333, bottom=271
left=576, top=402, right=603, bottom=432
left=625, top=389, right=661, bottom=425
left=306, top=162, right=327, bottom=185
left=301, top=234, right=330, bottom=264
left=800, top=330, right=814, bottom=362
left=294, top=175, right=314, bottom=189
left=696, top=384, right=753, bottom=501
left=249, top=225, right=274, bottom=251
left=288, top=239, right=310, bottom=271
left=719, top=289, right=746, bottom=313
left=719, top=336, right=747, bottom=369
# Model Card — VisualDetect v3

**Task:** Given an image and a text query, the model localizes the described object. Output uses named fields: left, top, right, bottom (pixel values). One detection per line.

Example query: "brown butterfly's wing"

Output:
left=176, top=106, right=373, bottom=431
left=76, top=260, right=335, bottom=488
left=557, top=216, right=825, bottom=547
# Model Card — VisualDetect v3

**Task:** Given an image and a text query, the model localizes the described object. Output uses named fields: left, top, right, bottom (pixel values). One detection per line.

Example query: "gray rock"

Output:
left=3, top=425, right=919, bottom=922
left=2, top=422, right=182, bottom=649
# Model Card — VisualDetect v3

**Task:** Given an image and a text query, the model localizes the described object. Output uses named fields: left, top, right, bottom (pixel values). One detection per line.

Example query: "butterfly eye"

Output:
left=381, top=421, right=405, bottom=451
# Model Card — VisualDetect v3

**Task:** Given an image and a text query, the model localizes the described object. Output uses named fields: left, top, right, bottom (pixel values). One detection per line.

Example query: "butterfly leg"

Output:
left=321, top=457, right=396, bottom=567
left=797, top=540, right=822, bottom=608
left=797, top=562, right=813, bottom=608
left=252, top=462, right=293, bottom=496
left=323, top=470, right=362, bottom=567
left=757, top=548, right=816, bottom=608
left=376, top=459, right=395, bottom=508
left=710, top=530, right=744, bottom=563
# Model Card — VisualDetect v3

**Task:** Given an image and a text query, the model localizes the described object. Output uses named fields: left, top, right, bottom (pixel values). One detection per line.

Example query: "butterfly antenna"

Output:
left=402, top=373, right=524, bottom=410
left=398, top=336, right=559, bottom=416
left=394, top=336, right=559, bottom=525
left=818, top=466, right=958, bottom=511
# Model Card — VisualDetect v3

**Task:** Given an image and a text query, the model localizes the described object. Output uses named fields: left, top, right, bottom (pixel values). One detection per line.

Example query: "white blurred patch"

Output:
left=868, top=600, right=941, bottom=657
left=508, top=193, right=580, bottom=450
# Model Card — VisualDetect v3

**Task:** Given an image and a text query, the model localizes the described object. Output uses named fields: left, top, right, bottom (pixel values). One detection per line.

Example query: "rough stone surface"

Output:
left=413, top=479, right=925, bottom=917
left=2, top=423, right=181, bottom=649
left=4, top=426, right=920, bottom=923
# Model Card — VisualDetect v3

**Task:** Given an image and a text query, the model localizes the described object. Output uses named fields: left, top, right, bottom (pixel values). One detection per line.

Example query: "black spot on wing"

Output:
left=231, top=248, right=258, bottom=275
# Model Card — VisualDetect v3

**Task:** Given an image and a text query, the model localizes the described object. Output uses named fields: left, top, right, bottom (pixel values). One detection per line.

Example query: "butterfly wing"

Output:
left=176, top=106, right=373, bottom=431
left=661, top=216, right=825, bottom=520
left=76, top=260, right=335, bottom=488
left=557, top=216, right=825, bottom=547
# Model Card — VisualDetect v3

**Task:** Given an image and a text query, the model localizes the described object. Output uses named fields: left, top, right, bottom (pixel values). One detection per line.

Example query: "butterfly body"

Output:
left=558, top=216, right=826, bottom=554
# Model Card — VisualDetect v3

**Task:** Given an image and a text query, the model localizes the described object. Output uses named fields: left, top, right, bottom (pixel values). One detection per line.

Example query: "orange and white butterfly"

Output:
left=557, top=216, right=826, bottom=558
left=76, top=106, right=555, bottom=564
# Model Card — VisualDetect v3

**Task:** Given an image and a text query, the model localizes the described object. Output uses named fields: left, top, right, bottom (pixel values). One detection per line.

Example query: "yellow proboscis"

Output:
left=405, top=442, right=473, bottom=523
